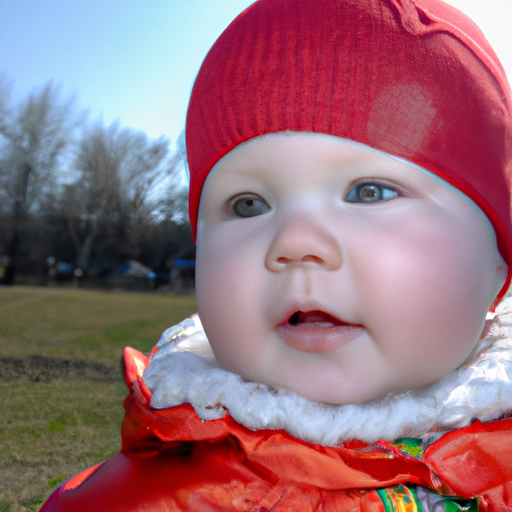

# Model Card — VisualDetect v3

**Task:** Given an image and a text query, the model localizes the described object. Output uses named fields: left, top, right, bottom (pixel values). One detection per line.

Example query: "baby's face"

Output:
left=195, top=132, right=506, bottom=404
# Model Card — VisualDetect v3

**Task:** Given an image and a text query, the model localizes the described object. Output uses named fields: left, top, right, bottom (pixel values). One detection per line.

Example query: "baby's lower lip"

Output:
left=276, top=316, right=364, bottom=353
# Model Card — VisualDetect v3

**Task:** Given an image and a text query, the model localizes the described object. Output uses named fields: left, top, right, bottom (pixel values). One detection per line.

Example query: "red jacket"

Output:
left=41, top=347, right=512, bottom=511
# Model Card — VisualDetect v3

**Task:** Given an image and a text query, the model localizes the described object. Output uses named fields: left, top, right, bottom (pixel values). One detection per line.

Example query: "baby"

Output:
left=42, top=0, right=512, bottom=510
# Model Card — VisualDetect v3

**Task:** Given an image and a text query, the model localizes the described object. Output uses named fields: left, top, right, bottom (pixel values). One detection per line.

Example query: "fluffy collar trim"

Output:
left=143, top=298, right=512, bottom=446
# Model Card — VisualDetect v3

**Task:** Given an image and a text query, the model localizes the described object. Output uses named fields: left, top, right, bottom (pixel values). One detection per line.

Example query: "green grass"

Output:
left=0, top=286, right=197, bottom=365
left=0, top=286, right=197, bottom=510
left=0, top=381, right=126, bottom=509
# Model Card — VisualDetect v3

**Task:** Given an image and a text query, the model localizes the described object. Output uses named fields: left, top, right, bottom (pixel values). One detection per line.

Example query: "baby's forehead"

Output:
left=207, top=132, right=444, bottom=183
left=203, top=132, right=482, bottom=211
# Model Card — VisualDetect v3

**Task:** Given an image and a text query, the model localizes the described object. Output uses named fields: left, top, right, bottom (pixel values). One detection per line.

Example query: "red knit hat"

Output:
left=186, top=0, right=512, bottom=303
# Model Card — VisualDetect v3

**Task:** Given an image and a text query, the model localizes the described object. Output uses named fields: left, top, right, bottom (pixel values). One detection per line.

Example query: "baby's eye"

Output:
left=231, top=195, right=270, bottom=218
left=344, top=182, right=399, bottom=203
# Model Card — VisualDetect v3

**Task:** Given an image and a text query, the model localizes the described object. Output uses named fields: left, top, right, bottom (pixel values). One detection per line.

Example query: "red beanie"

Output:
left=186, top=0, right=512, bottom=302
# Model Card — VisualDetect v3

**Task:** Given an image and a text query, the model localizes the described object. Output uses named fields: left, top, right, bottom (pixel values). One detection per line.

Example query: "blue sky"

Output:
left=0, top=0, right=255, bottom=142
left=1, top=0, right=511, bottom=144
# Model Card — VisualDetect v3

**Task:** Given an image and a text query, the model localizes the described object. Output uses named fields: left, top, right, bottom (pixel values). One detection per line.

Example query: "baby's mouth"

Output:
left=288, top=310, right=344, bottom=328
left=277, top=309, right=364, bottom=353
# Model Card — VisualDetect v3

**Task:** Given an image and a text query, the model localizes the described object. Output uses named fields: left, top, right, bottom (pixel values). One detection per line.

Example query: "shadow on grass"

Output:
left=0, top=355, right=121, bottom=382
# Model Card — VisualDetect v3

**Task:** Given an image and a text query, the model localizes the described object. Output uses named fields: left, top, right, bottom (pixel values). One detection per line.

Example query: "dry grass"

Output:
left=0, top=286, right=197, bottom=510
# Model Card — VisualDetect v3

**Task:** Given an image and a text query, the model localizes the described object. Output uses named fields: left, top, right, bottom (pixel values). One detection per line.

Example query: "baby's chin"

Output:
left=233, top=368, right=379, bottom=406
left=236, top=364, right=451, bottom=406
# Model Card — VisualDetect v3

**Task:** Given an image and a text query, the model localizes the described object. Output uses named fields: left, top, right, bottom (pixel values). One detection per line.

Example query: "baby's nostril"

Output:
left=276, top=255, right=325, bottom=265
left=301, top=255, right=323, bottom=264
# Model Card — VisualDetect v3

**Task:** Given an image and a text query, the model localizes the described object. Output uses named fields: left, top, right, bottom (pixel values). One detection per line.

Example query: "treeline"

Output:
left=0, top=77, right=194, bottom=286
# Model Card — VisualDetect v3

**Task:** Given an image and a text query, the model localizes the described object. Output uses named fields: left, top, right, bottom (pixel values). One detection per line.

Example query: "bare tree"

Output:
left=0, top=75, right=13, bottom=218
left=64, top=121, right=169, bottom=270
left=0, top=82, right=78, bottom=283
left=0, top=74, right=12, bottom=144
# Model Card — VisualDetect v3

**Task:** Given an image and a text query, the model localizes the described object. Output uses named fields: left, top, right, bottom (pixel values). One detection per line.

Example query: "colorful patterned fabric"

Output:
left=377, top=485, right=478, bottom=512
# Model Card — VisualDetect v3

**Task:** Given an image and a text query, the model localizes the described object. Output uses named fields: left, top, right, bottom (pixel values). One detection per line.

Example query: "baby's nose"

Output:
left=264, top=218, right=342, bottom=272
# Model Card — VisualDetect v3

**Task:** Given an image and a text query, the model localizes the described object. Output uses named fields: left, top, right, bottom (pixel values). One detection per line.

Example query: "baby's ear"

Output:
left=492, top=253, right=509, bottom=308
left=496, top=253, right=508, bottom=287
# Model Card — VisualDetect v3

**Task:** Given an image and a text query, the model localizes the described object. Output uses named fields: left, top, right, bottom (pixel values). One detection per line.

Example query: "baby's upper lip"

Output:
left=289, top=310, right=350, bottom=326
left=275, top=302, right=365, bottom=353
left=277, top=302, right=360, bottom=328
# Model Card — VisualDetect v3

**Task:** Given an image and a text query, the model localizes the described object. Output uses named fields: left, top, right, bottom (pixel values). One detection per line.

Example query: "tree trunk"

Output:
left=76, top=231, right=95, bottom=270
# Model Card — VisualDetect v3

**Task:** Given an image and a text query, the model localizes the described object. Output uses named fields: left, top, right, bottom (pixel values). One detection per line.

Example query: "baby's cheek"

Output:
left=196, top=237, right=261, bottom=359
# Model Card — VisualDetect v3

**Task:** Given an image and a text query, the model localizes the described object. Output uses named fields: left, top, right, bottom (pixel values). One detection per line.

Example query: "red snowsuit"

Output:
left=41, top=346, right=512, bottom=511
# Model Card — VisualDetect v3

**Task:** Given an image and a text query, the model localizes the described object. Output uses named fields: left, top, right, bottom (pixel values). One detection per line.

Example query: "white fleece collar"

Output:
left=143, top=298, right=512, bottom=446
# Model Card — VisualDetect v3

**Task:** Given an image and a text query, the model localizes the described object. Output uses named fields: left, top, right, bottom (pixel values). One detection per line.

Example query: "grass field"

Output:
left=0, top=286, right=197, bottom=511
